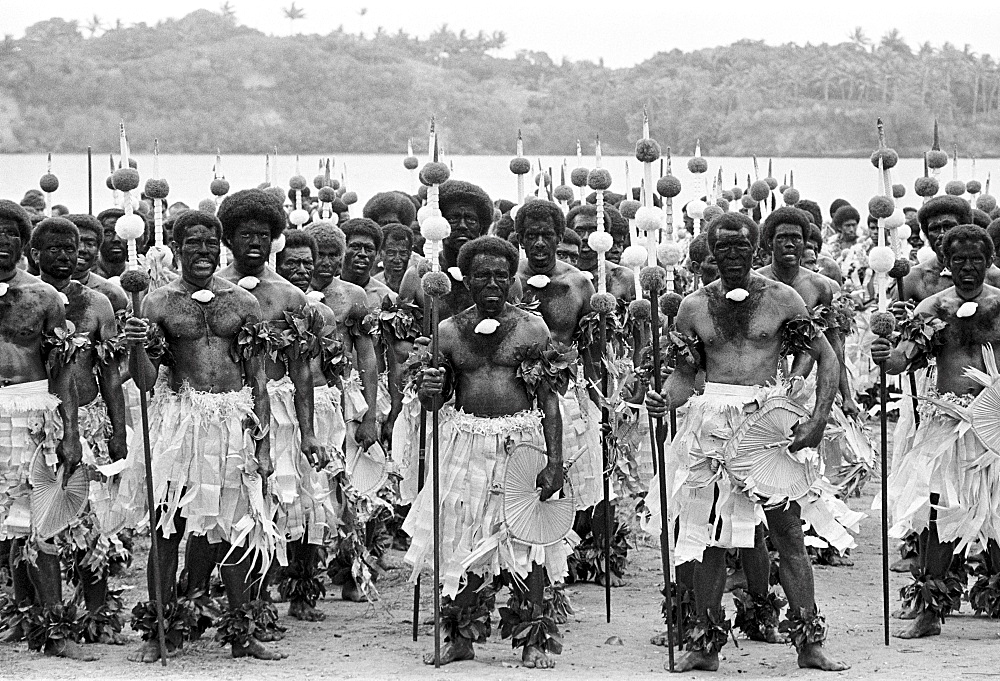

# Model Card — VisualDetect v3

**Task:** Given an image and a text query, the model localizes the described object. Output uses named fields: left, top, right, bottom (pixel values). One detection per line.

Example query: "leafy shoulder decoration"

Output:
left=898, top=312, right=948, bottom=370
left=781, top=315, right=824, bottom=357
left=828, top=294, right=858, bottom=335
left=230, top=319, right=286, bottom=363
left=575, top=309, right=620, bottom=348
left=667, top=328, right=704, bottom=371
left=281, top=305, right=323, bottom=361
left=43, top=323, right=91, bottom=371
left=377, top=299, right=424, bottom=343
left=516, top=341, right=579, bottom=398
left=144, top=323, right=173, bottom=367
left=319, top=331, right=349, bottom=381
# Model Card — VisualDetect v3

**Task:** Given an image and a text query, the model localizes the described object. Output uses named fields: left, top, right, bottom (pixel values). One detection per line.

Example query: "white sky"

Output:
left=4, top=0, right=999, bottom=68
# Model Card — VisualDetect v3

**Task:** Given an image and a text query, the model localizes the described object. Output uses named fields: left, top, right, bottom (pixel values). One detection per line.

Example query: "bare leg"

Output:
left=651, top=560, right=694, bottom=647
left=520, top=566, right=556, bottom=669
left=286, top=541, right=326, bottom=621
left=671, top=546, right=726, bottom=672
left=222, top=549, right=287, bottom=660
left=28, top=546, right=97, bottom=661
left=765, top=503, right=848, bottom=671
left=736, top=524, right=784, bottom=643
left=896, top=503, right=954, bottom=639
left=129, top=514, right=184, bottom=663
left=423, top=574, right=482, bottom=665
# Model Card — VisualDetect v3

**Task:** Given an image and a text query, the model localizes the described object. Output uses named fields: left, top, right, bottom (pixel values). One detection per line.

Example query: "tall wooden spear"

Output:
left=415, top=122, right=453, bottom=667
left=113, top=122, right=168, bottom=666
left=87, top=146, right=93, bottom=215
left=412, top=288, right=432, bottom=642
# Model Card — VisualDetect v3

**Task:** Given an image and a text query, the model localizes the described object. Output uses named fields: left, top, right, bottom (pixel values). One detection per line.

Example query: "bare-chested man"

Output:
left=307, top=221, right=381, bottom=602
left=873, top=224, right=1000, bottom=639
left=374, top=223, right=417, bottom=294
left=645, top=212, right=848, bottom=672
left=32, top=217, right=130, bottom=644
left=216, top=190, right=325, bottom=621
left=0, top=204, right=86, bottom=660
left=93, top=208, right=131, bottom=282
left=66, top=214, right=129, bottom=313
left=275, top=229, right=347, bottom=620
left=406, top=235, right=568, bottom=669
left=122, top=209, right=283, bottom=662
left=566, top=204, right=636, bottom=301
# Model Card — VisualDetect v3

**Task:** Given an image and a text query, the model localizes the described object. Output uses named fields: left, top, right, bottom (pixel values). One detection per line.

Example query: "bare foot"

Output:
left=824, top=553, right=854, bottom=567
left=45, top=639, right=98, bottom=662
left=596, top=572, right=626, bottom=588
left=797, top=643, right=850, bottom=671
left=894, top=612, right=941, bottom=639
left=892, top=604, right=918, bottom=620
left=377, top=554, right=404, bottom=571
left=890, top=556, right=918, bottom=573
left=753, top=624, right=787, bottom=644
left=522, top=644, right=555, bottom=669
left=422, top=640, right=474, bottom=665
left=127, top=640, right=179, bottom=663
left=670, top=650, right=719, bottom=672
left=97, top=631, right=130, bottom=646
left=650, top=630, right=676, bottom=647
left=288, top=600, right=326, bottom=622
left=232, top=640, right=288, bottom=660
left=254, top=628, right=285, bottom=642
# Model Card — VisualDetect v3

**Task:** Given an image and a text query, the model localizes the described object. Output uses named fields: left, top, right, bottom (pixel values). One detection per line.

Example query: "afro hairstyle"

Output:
left=829, top=198, right=851, bottom=221
left=341, top=217, right=383, bottom=252
left=362, top=191, right=416, bottom=227
left=20, top=189, right=45, bottom=213
left=941, top=224, right=994, bottom=262
left=381, top=223, right=413, bottom=250
left=0, top=199, right=34, bottom=244
left=513, top=199, right=566, bottom=240
left=972, top=208, right=992, bottom=229
left=832, top=205, right=861, bottom=228
left=171, top=210, right=223, bottom=245
left=278, top=228, right=318, bottom=266
left=496, top=199, right=515, bottom=215
left=688, top=232, right=710, bottom=263
left=762, top=206, right=812, bottom=247
left=65, top=214, right=103, bottom=246
left=560, top=228, right=582, bottom=248
left=987, top=219, right=1000, bottom=255
left=794, top=199, right=822, bottom=226
left=30, top=216, right=79, bottom=251
left=565, top=203, right=612, bottom=234
left=217, top=189, right=287, bottom=247
left=457, top=235, right=519, bottom=280
left=808, top=225, right=824, bottom=252
left=604, top=204, right=630, bottom=240
left=917, top=195, right=972, bottom=236
left=96, top=208, right=125, bottom=228
left=304, top=220, right=346, bottom=255
left=493, top=213, right=515, bottom=240
left=707, top=211, right=760, bottom=250
left=438, top=180, right=494, bottom=230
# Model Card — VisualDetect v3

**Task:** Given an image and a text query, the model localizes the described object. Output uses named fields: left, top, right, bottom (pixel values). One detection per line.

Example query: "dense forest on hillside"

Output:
left=3, top=10, right=1000, bottom=156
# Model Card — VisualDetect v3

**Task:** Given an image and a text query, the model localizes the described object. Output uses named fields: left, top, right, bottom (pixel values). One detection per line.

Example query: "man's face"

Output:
left=926, top=212, right=961, bottom=257
left=229, top=219, right=272, bottom=270
left=573, top=215, right=599, bottom=270
left=176, top=223, right=221, bottom=280
left=907, top=224, right=924, bottom=250
left=801, top=248, right=819, bottom=272
left=556, top=241, right=580, bottom=267
left=467, top=253, right=512, bottom=315
left=0, top=219, right=23, bottom=272
left=696, top=253, right=719, bottom=285
left=344, top=234, right=377, bottom=279
left=442, top=203, right=482, bottom=253
left=948, top=239, right=988, bottom=293
left=381, top=236, right=410, bottom=277
left=100, top=217, right=126, bottom=264
left=315, top=244, right=342, bottom=280
left=522, top=217, right=559, bottom=273
left=867, top=218, right=881, bottom=242
left=839, top=219, right=859, bottom=243
left=712, top=227, right=755, bottom=285
left=76, top=228, right=100, bottom=274
left=277, top=246, right=314, bottom=292
left=608, top=231, right=628, bottom=264
left=772, top=223, right=804, bottom=268
left=34, top=231, right=78, bottom=281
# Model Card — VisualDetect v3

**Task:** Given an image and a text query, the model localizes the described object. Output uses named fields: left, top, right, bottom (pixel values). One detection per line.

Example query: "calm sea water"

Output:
left=1, top=154, right=994, bottom=222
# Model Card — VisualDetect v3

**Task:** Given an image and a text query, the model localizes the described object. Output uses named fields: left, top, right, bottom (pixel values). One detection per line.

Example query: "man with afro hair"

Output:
left=215, top=189, right=328, bottom=619
left=304, top=220, right=346, bottom=291
left=406, top=235, right=567, bottom=669
left=374, top=223, right=419, bottom=294
left=566, top=204, right=635, bottom=301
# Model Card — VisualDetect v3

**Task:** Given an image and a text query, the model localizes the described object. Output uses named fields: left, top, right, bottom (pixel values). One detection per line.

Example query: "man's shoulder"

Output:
left=15, top=271, right=58, bottom=300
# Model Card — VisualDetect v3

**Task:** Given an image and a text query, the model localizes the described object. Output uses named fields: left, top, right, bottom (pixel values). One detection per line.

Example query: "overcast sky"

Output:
left=6, top=0, right=998, bottom=68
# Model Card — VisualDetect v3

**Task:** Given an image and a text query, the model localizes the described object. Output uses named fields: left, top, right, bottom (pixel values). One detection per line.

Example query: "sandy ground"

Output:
left=2, top=483, right=1000, bottom=680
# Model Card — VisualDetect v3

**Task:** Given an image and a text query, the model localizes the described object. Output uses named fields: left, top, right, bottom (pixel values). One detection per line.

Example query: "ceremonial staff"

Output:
left=586, top=136, right=615, bottom=622
left=39, top=153, right=57, bottom=218
left=868, top=117, right=901, bottom=646
left=87, top=146, right=93, bottom=215
left=416, top=121, right=452, bottom=667
left=113, top=122, right=168, bottom=666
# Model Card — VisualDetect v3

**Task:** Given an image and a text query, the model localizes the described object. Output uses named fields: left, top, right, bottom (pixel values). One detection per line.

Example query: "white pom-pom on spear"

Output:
left=113, top=120, right=168, bottom=667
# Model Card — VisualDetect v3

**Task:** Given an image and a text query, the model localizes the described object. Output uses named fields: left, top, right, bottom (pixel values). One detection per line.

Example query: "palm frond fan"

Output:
left=723, top=396, right=817, bottom=503
left=966, top=344, right=1000, bottom=455
left=503, top=443, right=575, bottom=546
left=30, top=455, right=89, bottom=540
left=348, top=441, right=388, bottom=497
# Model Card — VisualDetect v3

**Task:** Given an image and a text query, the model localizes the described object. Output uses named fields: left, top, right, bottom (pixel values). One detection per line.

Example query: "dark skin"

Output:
left=375, top=235, right=412, bottom=293
left=571, top=213, right=636, bottom=300
left=276, top=245, right=341, bottom=621
left=73, top=227, right=129, bottom=312
left=94, top=215, right=128, bottom=279
left=419, top=252, right=562, bottom=669
left=758, top=222, right=858, bottom=418
left=873, top=239, right=1000, bottom=639
left=555, top=240, right=580, bottom=268
left=646, top=225, right=846, bottom=673
left=311, top=241, right=342, bottom=292
left=0, top=218, right=87, bottom=660
left=124, top=223, right=283, bottom=662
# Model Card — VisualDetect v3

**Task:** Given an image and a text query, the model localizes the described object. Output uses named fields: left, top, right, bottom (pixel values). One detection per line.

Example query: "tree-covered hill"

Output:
left=3, top=11, right=1000, bottom=156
